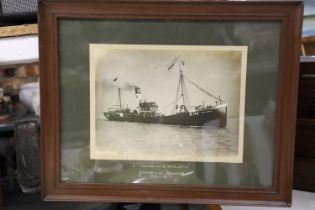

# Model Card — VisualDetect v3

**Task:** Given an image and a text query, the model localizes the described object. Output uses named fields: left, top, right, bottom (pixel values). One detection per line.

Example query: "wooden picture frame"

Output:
left=39, top=0, right=303, bottom=206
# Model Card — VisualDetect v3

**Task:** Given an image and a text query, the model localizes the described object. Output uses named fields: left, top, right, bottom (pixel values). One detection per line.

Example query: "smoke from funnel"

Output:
left=122, top=82, right=139, bottom=90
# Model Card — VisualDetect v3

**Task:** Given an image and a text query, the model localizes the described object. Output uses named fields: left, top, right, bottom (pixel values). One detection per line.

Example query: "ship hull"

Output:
left=161, top=108, right=226, bottom=127
left=104, top=107, right=227, bottom=127
left=104, top=112, right=161, bottom=124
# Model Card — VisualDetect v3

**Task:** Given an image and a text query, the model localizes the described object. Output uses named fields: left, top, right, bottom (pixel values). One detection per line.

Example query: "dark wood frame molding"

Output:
left=39, top=0, right=303, bottom=206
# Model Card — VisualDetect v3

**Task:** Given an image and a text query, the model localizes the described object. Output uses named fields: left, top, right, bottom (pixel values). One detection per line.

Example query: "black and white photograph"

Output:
left=90, top=44, right=247, bottom=163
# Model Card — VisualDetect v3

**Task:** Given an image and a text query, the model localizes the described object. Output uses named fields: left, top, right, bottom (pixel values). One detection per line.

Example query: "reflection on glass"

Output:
left=59, top=20, right=280, bottom=187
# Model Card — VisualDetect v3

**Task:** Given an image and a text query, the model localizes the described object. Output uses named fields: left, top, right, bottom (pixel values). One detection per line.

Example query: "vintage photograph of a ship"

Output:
left=90, top=44, right=248, bottom=163
left=104, top=64, right=228, bottom=127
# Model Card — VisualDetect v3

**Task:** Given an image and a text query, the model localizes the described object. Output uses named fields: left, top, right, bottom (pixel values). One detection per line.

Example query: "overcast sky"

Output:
left=91, top=44, right=246, bottom=118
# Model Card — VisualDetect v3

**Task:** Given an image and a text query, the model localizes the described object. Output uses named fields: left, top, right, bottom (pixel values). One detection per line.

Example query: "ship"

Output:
left=104, top=60, right=228, bottom=127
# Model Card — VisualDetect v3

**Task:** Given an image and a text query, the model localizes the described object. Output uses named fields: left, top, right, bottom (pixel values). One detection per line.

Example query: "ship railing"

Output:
left=138, top=111, right=163, bottom=116
left=108, top=106, right=125, bottom=112
left=185, top=103, right=227, bottom=113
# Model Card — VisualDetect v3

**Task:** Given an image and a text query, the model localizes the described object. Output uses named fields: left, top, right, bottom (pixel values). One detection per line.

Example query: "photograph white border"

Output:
left=90, top=44, right=248, bottom=163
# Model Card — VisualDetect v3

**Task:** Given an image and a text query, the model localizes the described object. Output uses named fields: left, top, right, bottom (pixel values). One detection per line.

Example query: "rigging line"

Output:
left=175, top=73, right=181, bottom=104
left=180, top=75, right=186, bottom=106
left=159, top=95, right=182, bottom=110
left=184, top=75, right=223, bottom=102
left=181, top=75, right=191, bottom=108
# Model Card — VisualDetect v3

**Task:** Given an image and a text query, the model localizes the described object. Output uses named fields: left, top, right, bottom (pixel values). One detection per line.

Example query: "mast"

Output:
left=172, top=61, right=190, bottom=113
left=118, top=88, right=122, bottom=109
left=180, top=69, right=185, bottom=107
left=176, top=69, right=190, bottom=113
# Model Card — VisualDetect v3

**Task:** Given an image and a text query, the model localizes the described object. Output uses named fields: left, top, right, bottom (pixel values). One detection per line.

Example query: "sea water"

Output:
left=94, top=118, right=239, bottom=162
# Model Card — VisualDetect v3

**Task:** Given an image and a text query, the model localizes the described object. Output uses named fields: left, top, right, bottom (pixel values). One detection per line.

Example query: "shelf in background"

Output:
left=0, top=34, right=38, bottom=65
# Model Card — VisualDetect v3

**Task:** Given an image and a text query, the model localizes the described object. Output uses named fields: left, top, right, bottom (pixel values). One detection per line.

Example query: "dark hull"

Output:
left=104, top=107, right=227, bottom=127
left=105, top=113, right=161, bottom=124
left=161, top=109, right=226, bottom=127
